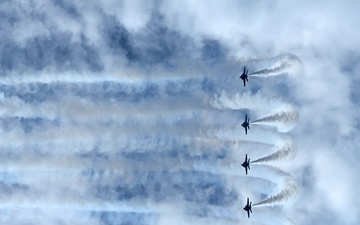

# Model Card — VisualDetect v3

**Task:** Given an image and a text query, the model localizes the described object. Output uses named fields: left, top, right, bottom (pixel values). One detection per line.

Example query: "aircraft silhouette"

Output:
left=241, top=154, right=250, bottom=175
left=239, top=66, right=249, bottom=87
left=241, top=114, right=250, bottom=135
left=243, top=197, right=253, bottom=218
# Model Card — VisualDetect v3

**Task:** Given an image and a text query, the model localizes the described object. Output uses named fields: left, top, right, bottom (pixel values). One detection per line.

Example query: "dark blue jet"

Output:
left=241, top=154, right=251, bottom=175
left=241, top=114, right=250, bottom=135
left=243, top=197, right=253, bottom=218
left=239, top=67, right=249, bottom=87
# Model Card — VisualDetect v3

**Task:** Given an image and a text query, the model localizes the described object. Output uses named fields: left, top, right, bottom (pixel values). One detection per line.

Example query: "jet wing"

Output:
left=247, top=210, right=250, bottom=218
left=243, top=78, right=246, bottom=87
left=245, top=166, right=248, bottom=175
left=245, top=127, right=247, bottom=135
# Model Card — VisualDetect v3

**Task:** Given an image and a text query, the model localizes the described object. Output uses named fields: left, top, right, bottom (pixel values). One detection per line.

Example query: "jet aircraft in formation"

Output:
left=239, top=67, right=260, bottom=219
left=241, top=114, right=251, bottom=135
left=241, top=154, right=251, bottom=175
left=239, top=66, right=249, bottom=87
left=243, top=197, right=253, bottom=218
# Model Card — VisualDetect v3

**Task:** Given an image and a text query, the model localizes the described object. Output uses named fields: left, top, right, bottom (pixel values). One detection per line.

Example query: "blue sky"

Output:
left=0, top=1, right=360, bottom=225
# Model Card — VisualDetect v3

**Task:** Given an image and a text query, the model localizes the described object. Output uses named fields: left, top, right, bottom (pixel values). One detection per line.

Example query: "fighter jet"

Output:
left=239, top=67, right=249, bottom=87
left=241, top=114, right=250, bottom=135
left=241, top=154, right=251, bottom=175
left=243, top=197, right=253, bottom=218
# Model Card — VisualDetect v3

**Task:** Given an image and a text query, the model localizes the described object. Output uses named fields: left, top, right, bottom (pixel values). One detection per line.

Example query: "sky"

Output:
left=0, top=1, right=360, bottom=224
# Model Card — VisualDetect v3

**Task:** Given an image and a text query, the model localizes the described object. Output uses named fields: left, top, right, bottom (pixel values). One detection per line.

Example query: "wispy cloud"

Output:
left=0, top=1, right=359, bottom=225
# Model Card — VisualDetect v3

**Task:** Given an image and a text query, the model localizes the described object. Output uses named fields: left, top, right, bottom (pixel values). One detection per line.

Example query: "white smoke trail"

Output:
left=200, top=162, right=298, bottom=211
left=211, top=91, right=292, bottom=112
left=253, top=177, right=298, bottom=207
left=0, top=92, right=210, bottom=120
left=247, top=207, right=296, bottom=225
left=0, top=60, right=226, bottom=85
left=213, top=124, right=287, bottom=147
left=210, top=91, right=295, bottom=114
left=0, top=71, right=144, bottom=85
left=251, top=107, right=299, bottom=133
left=251, top=141, right=297, bottom=164
left=247, top=54, right=302, bottom=77
left=251, top=165, right=298, bottom=207
left=0, top=79, right=213, bottom=120
left=210, top=91, right=297, bottom=131
left=0, top=146, right=227, bottom=173
left=0, top=197, right=157, bottom=213
left=0, top=210, right=103, bottom=225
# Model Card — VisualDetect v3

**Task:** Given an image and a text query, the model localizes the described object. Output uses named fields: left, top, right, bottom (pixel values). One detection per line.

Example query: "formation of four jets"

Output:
left=239, top=67, right=253, bottom=218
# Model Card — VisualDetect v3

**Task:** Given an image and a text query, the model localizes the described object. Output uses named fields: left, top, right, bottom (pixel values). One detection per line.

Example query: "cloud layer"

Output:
left=0, top=1, right=360, bottom=225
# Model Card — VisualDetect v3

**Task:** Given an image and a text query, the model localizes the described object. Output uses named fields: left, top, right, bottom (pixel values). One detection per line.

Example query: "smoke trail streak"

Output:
left=0, top=79, right=215, bottom=120
left=0, top=209, right=104, bottom=225
left=204, top=163, right=299, bottom=209
left=213, top=125, right=287, bottom=147
left=0, top=61, right=226, bottom=85
left=252, top=178, right=298, bottom=207
left=246, top=207, right=296, bottom=225
left=252, top=166, right=298, bottom=207
left=0, top=72, right=143, bottom=85
left=251, top=108, right=299, bottom=133
left=251, top=141, right=297, bottom=164
left=210, top=91, right=295, bottom=116
left=0, top=198, right=157, bottom=213
left=249, top=61, right=292, bottom=76
left=0, top=93, right=211, bottom=120
left=211, top=90, right=299, bottom=132
left=247, top=54, right=302, bottom=77
left=0, top=147, right=226, bottom=173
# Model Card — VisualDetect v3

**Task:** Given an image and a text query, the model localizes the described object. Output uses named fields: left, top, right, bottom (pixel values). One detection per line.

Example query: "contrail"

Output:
left=0, top=59, right=236, bottom=85
left=251, top=108, right=299, bottom=133
left=251, top=141, right=297, bottom=164
left=0, top=71, right=149, bottom=85
left=249, top=61, right=292, bottom=76
left=210, top=91, right=298, bottom=133
left=252, top=166, right=298, bottom=207
left=213, top=125, right=287, bottom=147
left=210, top=91, right=295, bottom=116
left=246, top=207, right=296, bottom=225
left=252, top=178, right=298, bottom=207
left=0, top=79, right=213, bottom=120
left=247, top=54, right=302, bottom=77
left=0, top=210, right=104, bottom=225
left=0, top=194, right=158, bottom=213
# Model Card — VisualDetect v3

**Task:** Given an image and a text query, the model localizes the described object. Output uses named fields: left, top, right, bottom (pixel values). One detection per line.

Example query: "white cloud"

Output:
left=157, top=1, right=360, bottom=224
left=1, top=1, right=360, bottom=224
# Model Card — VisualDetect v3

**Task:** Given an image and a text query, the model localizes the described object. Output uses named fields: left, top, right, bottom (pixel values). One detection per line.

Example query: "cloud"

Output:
left=1, top=1, right=360, bottom=225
